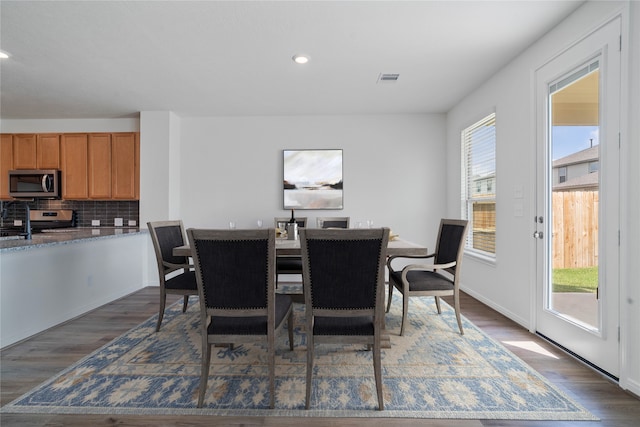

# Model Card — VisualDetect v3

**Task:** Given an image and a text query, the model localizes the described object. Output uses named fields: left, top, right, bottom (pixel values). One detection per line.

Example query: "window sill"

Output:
left=464, top=249, right=497, bottom=267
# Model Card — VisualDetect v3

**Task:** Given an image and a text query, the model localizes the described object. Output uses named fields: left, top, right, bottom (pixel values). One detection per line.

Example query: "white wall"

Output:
left=0, top=118, right=139, bottom=133
left=141, top=114, right=447, bottom=249
left=446, top=1, right=639, bottom=394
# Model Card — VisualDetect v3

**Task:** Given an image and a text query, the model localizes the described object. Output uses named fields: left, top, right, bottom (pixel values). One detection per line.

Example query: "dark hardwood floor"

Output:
left=1, top=286, right=638, bottom=426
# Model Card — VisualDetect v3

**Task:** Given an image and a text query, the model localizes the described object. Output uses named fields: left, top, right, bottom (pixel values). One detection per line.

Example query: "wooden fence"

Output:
left=552, top=190, right=598, bottom=269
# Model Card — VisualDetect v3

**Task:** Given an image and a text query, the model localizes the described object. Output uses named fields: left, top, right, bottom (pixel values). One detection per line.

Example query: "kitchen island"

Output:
left=1, top=228, right=150, bottom=348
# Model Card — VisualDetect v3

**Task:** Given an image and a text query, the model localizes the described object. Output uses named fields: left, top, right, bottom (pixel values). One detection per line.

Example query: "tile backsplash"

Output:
left=0, top=200, right=139, bottom=228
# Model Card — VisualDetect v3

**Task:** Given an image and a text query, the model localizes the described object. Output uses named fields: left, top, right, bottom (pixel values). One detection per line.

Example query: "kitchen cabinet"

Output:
left=60, top=134, right=89, bottom=199
left=5, top=131, right=138, bottom=201
left=36, top=134, right=61, bottom=169
left=111, top=133, right=139, bottom=200
left=12, top=134, right=37, bottom=169
left=1, top=134, right=13, bottom=199
left=88, top=134, right=112, bottom=199
left=87, top=132, right=139, bottom=200
left=10, top=134, right=60, bottom=170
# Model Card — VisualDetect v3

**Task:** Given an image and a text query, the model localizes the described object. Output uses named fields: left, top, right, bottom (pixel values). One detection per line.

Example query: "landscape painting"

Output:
left=283, top=149, right=343, bottom=209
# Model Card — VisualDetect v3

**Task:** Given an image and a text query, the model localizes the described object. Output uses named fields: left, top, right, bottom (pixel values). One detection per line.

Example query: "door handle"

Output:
left=533, top=231, right=544, bottom=239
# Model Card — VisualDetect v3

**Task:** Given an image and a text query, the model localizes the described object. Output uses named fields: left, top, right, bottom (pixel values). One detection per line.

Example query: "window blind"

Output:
left=461, top=113, right=496, bottom=256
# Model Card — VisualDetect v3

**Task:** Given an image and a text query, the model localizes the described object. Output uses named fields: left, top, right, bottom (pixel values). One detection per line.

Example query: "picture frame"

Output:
left=283, top=149, right=343, bottom=210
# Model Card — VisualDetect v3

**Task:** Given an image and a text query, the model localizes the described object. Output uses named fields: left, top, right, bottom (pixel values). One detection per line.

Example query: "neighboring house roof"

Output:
left=553, top=170, right=599, bottom=191
left=471, top=172, right=496, bottom=182
left=553, top=145, right=598, bottom=167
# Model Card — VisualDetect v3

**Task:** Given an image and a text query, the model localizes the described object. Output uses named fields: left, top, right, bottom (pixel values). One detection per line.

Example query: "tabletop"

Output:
left=173, top=236, right=428, bottom=257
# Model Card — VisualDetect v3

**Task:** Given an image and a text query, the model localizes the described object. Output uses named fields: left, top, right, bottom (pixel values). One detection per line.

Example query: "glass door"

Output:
left=534, top=18, right=620, bottom=377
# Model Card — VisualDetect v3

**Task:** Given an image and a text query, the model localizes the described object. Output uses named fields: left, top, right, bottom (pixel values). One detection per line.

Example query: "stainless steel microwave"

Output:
left=8, top=169, right=61, bottom=199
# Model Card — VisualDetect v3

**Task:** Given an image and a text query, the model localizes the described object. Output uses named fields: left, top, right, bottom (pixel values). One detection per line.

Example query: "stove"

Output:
left=30, top=209, right=77, bottom=232
left=0, top=209, right=77, bottom=236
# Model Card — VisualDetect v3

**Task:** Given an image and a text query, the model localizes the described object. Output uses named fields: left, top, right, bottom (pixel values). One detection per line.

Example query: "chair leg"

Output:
left=373, top=341, right=384, bottom=411
left=454, top=294, right=464, bottom=335
left=182, top=295, right=189, bottom=313
left=268, top=333, right=276, bottom=409
left=434, top=295, right=442, bottom=314
left=197, top=342, right=212, bottom=407
left=156, top=290, right=166, bottom=332
left=400, top=292, right=409, bottom=336
left=386, top=281, right=394, bottom=313
left=305, top=334, right=314, bottom=409
left=287, top=311, right=294, bottom=351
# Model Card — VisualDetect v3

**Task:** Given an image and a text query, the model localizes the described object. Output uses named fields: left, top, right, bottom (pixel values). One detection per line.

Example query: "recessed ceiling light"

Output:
left=292, top=54, right=309, bottom=64
left=0, top=51, right=9, bottom=59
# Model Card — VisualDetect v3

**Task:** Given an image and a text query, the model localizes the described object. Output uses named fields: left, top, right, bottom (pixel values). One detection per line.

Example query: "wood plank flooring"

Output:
left=1, top=286, right=639, bottom=426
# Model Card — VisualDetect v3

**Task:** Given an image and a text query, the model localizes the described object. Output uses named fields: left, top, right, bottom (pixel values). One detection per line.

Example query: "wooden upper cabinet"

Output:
left=5, top=131, right=138, bottom=201
left=36, top=134, right=61, bottom=169
left=11, top=133, right=60, bottom=170
left=111, top=133, right=139, bottom=200
left=12, top=134, right=37, bottom=169
left=88, top=134, right=112, bottom=199
left=60, top=134, right=88, bottom=199
left=1, top=134, right=13, bottom=199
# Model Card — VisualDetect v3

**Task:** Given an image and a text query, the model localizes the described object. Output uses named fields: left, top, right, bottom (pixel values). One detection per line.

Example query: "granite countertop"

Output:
left=0, top=227, right=145, bottom=252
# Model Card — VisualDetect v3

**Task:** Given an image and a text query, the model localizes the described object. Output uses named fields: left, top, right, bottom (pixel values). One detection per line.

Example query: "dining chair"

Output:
left=274, top=216, right=307, bottom=288
left=147, top=220, right=199, bottom=332
left=186, top=228, right=294, bottom=408
left=315, top=216, right=350, bottom=229
left=386, top=218, right=468, bottom=336
left=300, top=227, right=389, bottom=410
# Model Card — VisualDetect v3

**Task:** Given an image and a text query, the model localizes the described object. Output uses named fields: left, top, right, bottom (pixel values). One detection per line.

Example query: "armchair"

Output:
left=386, top=219, right=468, bottom=336
left=147, top=220, right=198, bottom=332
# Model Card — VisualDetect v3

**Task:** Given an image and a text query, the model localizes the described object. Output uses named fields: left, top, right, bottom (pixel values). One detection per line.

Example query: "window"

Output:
left=461, top=113, right=496, bottom=257
left=559, top=166, right=567, bottom=183
left=588, top=161, right=598, bottom=173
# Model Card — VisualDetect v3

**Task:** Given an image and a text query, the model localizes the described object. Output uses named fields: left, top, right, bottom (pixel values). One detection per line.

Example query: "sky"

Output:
left=552, top=126, right=599, bottom=160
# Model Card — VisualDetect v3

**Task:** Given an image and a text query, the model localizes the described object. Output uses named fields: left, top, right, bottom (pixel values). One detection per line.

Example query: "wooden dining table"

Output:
left=173, top=236, right=428, bottom=258
left=173, top=235, right=428, bottom=348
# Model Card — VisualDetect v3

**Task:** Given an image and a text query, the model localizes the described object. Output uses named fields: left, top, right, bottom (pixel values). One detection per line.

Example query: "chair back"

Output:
left=187, top=228, right=275, bottom=315
left=434, top=219, right=469, bottom=275
left=301, top=228, right=389, bottom=314
left=316, top=217, right=350, bottom=229
left=148, top=220, right=190, bottom=274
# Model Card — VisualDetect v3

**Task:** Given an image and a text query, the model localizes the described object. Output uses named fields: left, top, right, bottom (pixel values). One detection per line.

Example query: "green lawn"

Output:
left=552, top=267, right=598, bottom=293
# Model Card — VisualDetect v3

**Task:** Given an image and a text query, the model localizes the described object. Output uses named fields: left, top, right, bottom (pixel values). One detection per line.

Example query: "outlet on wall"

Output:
left=114, top=218, right=123, bottom=227
left=91, top=220, right=100, bottom=227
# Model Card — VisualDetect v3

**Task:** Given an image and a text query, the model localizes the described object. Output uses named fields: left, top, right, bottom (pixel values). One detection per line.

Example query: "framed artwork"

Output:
left=283, top=149, right=343, bottom=210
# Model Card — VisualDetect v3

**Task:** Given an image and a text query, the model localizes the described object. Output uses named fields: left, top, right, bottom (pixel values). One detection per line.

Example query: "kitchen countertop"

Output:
left=0, top=227, right=145, bottom=252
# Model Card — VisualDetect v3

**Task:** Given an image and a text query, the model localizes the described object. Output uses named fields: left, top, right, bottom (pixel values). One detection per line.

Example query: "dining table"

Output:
left=173, top=234, right=428, bottom=348
left=173, top=235, right=428, bottom=258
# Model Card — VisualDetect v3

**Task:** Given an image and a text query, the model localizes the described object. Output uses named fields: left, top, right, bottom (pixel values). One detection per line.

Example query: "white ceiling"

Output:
left=0, top=1, right=584, bottom=120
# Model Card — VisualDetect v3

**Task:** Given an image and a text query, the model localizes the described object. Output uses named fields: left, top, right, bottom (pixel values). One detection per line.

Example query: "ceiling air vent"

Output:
left=377, top=73, right=399, bottom=83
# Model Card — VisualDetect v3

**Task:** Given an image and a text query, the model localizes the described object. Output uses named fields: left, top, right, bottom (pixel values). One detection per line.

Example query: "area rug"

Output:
left=2, top=289, right=597, bottom=420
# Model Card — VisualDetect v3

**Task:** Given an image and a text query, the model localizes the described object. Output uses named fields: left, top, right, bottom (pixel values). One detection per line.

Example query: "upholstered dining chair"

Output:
left=386, top=218, right=468, bottom=336
left=316, top=216, right=350, bottom=229
left=274, top=216, right=307, bottom=288
left=186, top=228, right=294, bottom=408
left=147, top=220, right=199, bottom=332
left=300, top=227, right=389, bottom=410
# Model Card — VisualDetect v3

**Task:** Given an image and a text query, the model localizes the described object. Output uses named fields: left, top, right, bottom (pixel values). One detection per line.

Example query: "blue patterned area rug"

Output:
left=2, top=290, right=596, bottom=420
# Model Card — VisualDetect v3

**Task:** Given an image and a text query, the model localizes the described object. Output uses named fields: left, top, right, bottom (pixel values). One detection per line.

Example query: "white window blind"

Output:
left=461, top=113, right=496, bottom=256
